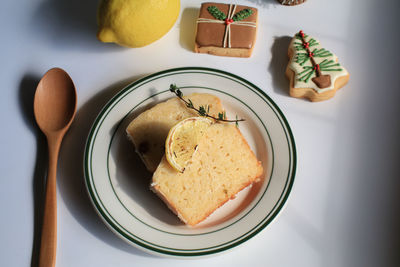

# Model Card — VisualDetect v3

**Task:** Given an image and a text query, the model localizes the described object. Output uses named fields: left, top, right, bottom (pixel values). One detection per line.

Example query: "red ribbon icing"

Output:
left=225, top=18, right=233, bottom=25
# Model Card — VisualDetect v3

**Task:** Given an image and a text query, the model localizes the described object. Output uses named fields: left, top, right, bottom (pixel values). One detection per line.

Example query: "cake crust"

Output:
left=126, top=93, right=223, bottom=172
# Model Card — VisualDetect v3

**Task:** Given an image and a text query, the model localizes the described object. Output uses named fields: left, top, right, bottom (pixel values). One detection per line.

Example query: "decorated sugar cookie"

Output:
left=286, top=30, right=349, bottom=102
left=277, top=0, right=306, bottom=5
left=195, top=3, right=258, bottom=57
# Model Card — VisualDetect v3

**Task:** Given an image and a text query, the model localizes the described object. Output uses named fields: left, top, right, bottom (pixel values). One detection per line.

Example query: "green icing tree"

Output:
left=294, top=30, right=343, bottom=88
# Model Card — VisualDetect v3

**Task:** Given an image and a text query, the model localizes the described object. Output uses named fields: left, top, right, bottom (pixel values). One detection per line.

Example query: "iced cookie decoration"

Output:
left=286, top=30, right=349, bottom=102
left=195, top=3, right=258, bottom=57
left=277, top=0, right=306, bottom=5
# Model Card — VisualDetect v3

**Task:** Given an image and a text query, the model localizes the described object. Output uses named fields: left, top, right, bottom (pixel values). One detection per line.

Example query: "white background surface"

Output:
left=1, top=0, right=399, bottom=266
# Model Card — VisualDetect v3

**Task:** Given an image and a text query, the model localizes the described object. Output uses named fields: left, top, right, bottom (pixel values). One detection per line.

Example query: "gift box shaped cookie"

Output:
left=195, top=3, right=258, bottom=57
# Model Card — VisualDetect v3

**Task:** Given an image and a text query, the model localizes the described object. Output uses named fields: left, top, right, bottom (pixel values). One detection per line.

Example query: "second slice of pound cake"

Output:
left=126, top=93, right=224, bottom=172
left=151, top=122, right=263, bottom=226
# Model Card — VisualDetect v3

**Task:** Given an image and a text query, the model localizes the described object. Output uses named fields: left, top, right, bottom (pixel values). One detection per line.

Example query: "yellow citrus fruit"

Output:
left=97, top=0, right=180, bottom=48
left=165, top=117, right=213, bottom=172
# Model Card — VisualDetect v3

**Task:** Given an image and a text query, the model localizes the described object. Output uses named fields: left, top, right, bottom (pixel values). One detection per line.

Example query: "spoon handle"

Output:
left=39, top=134, right=62, bottom=267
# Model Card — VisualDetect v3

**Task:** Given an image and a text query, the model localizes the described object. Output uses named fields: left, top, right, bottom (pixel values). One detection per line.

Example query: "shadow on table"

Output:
left=19, top=75, right=49, bottom=267
left=30, top=0, right=123, bottom=52
left=18, top=73, right=157, bottom=265
left=268, top=36, right=291, bottom=97
left=179, top=7, right=198, bottom=52
left=56, top=75, right=159, bottom=258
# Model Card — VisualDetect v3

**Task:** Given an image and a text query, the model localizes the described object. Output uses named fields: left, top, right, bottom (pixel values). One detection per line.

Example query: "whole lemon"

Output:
left=97, top=0, right=180, bottom=48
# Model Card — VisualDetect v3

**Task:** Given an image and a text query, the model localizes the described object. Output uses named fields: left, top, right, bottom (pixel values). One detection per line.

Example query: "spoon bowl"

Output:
left=34, top=68, right=76, bottom=133
left=34, top=68, right=77, bottom=267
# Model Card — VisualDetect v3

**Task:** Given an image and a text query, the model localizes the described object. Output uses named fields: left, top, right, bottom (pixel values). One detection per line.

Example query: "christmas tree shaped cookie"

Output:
left=286, top=30, right=349, bottom=101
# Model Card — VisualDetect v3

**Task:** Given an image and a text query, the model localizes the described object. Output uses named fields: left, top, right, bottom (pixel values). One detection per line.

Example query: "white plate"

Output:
left=84, top=67, right=296, bottom=257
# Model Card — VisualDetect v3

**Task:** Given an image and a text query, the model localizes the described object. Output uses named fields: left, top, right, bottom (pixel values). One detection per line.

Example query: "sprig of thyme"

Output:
left=169, top=84, right=245, bottom=126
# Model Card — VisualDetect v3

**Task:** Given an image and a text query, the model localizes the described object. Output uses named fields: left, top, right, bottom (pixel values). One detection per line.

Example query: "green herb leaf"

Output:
left=169, top=84, right=177, bottom=93
left=187, top=99, right=194, bottom=108
left=198, top=106, right=207, bottom=116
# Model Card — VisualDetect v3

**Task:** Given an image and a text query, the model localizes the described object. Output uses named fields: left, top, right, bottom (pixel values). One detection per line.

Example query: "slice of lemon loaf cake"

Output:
left=126, top=93, right=223, bottom=172
left=151, top=122, right=263, bottom=226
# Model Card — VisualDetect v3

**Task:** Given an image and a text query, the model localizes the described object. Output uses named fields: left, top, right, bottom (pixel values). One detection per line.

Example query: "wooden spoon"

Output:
left=34, top=68, right=77, bottom=267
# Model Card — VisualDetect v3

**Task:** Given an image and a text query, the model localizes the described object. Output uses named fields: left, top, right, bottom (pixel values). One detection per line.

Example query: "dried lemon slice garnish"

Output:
left=165, top=117, right=212, bottom=172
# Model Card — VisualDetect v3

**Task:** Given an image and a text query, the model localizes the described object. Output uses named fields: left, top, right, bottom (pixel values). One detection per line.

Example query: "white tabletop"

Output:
left=1, top=0, right=400, bottom=266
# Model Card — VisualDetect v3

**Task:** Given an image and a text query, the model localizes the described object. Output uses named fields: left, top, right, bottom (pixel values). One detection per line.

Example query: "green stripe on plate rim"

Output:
left=84, top=70, right=296, bottom=256
left=85, top=68, right=295, bottom=255
left=84, top=67, right=297, bottom=256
